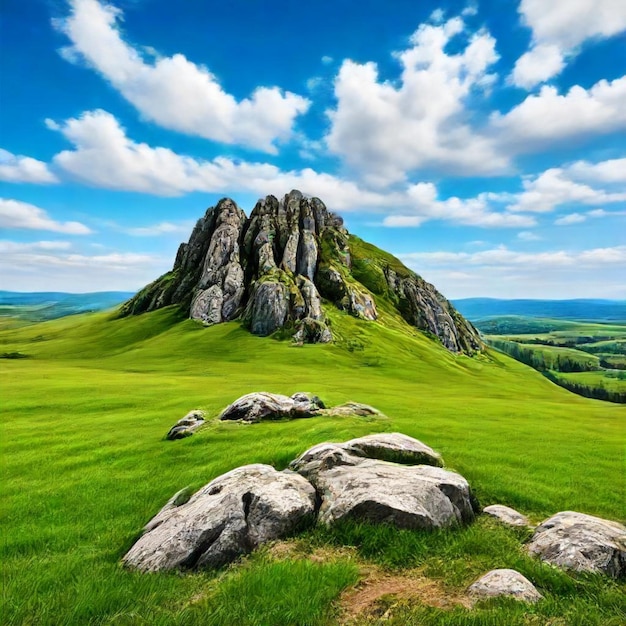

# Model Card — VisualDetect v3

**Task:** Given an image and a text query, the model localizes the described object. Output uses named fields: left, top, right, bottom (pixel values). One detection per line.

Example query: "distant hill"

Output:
left=453, top=298, right=626, bottom=323
left=0, top=291, right=134, bottom=322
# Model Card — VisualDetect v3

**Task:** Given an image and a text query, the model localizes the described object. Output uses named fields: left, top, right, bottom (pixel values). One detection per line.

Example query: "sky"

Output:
left=1, top=0, right=625, bottom=299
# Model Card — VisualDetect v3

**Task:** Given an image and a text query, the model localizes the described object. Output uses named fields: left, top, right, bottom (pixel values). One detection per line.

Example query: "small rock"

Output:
left=468, top=569, right=543, bottom=603
left=527, top=511, right=626, bottom=577
left=323, top=402, right=383, bottom=417
left=166, top=410, right=205, bottom=440
left=483, top=504, right=531, bottom=528
left=218, top=392, right=324, bottom=423
left=124, top=464, right=317, bottom=572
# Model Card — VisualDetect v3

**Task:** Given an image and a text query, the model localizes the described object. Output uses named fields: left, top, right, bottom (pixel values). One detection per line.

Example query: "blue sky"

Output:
left=1, top=0, right=625, bottom=298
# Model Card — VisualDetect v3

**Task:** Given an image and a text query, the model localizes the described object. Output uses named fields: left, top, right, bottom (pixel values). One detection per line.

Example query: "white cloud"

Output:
left=55, top=0, right=309, bottom=153
left=508, top=165, right=626, bottom=213
left=554, top=212, right=586, bottom=225
left=512, top=0, right=626, bottom=87
left=325, top=16, right=507, bottom=184
left=399, top=245, right=626, bottom=298
left=0, top=240, right=167, bottom=292
left=321, top=55, right=333, bottom=65
left=124, top=221, right=194, bottom=236
left=567, top=157, right=626, bottom=183
left=0, top=198, right=92, bottom=234
left=517, top=231, right=541, bottom=241
left=47, top=109, right=534, bottom=229
left=493, top=77, right=626, bottom=151
left=0, top=149, right=58, bottom=184
left=511, top=44, right=565, bottom=90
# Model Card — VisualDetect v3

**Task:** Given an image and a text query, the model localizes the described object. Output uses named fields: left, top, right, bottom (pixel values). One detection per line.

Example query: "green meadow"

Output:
left=2, top=306, right=625, bottom=625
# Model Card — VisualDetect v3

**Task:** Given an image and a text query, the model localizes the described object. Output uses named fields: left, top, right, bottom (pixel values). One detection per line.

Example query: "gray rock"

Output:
left=322, top=402, right=383, bottom=417
left=342, top=433, right=443, bottom=467
left=124, top=464, right=317, bottom=572
left=290, top=439, right=475, bottom=529
left=468, top=569, right=543, bottom=603
left=483, top=504, right=531, bottom=528
left=166, top=410, right=205, bottom=440
left=219, top=392, right=324, bottom=423
left=311, top=461, right=477, bottom=529
left=527, top=511, right=626, bottom=577
left=346, top=286, right=378, bottom=321
left=246, top=281, right=289, bottom=336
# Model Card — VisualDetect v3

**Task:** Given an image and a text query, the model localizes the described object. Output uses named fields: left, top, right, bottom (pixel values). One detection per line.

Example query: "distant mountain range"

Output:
left=453, top=298, right=626, bottom=322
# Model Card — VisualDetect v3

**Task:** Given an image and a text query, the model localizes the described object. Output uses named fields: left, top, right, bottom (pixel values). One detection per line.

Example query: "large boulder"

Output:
left=123, top=464, right=317, bottom=572
left=526, top=511, right=626, bottom=577
left=290, top=439, right=476, bottom=530
left=219, top=392, right=324, bottom=423
left=468, top=569, right=543, bottom=603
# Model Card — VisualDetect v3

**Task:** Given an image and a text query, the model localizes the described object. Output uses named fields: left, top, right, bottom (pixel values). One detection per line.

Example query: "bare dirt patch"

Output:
left=338, top=566, right=470, bottom=624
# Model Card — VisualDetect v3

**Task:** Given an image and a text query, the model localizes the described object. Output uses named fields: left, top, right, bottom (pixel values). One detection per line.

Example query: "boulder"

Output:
left=124, top=464, right=317, bottom=572
left=527, top=511, right=626, bottom=577
left=342, top=433, right=443, bottom=467
left=468, top=569, right=543, bottom=603
left=289, top=433, right=443, bottom=480
left=483, top=504, right=531, bottom=528
left=311, top=461, right=477, bottom=529
left=290, top=440, right=476, bottom=530
left=293, top=318, right=332, bottom=344
left=218, top=392, right=324, bottom=423
left=166, top=410, right=205, bottom=440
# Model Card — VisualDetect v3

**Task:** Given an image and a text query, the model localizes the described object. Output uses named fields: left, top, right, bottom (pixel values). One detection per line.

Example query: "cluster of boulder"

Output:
left=119, top=190, right=481, bottom=353
left=126, top=409, right=626, bottom=606
left=124, top=432, right=477, bottom=571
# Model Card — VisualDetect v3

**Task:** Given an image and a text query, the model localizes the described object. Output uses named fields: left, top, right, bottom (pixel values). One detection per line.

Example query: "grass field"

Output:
left=1, top=306, right=625, bottom=625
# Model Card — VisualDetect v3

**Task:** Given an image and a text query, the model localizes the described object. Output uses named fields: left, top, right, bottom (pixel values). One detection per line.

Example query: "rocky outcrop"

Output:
left=526, top=511, right=626, bottom=577
left=125, top=432, right=477, bottom=572
left=218, top=392, right=325, bottom=423
left=468, top=569, right=543, bottom=603
left=123, top=464, right=317, bottom=572
left=166, top=410, right=205, bottom=440
left=120, top=190, right=481, bottom=353
left=483, top=504, right=531, bottom=528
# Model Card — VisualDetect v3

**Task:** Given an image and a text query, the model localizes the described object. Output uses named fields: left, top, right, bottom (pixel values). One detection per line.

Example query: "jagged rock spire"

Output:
left=120, top=190, right=481, bottom=353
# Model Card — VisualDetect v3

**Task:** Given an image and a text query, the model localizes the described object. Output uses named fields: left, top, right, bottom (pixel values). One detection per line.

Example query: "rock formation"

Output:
left=120, top=190, right=481, bottom=353
left=124, top=433, right=477, bottom=572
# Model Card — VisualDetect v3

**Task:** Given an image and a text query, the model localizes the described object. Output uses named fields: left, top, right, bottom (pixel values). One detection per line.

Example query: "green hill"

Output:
left=2, top=294, right=624, bottom=624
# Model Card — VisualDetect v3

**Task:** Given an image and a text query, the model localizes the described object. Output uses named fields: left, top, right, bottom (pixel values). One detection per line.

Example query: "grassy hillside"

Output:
left=1, top=306, right=625, bottom=625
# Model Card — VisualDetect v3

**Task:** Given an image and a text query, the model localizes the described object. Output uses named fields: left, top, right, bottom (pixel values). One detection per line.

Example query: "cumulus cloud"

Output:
left=0, top=198, right=92, bottom=234
left=47, top=109, right=534, bottom=229
left=493, top=77, right=626, bottom=151
left=0, top=149, right=58, bottom=184
left=55, top=0, right=309, bottom=153
left=508, top=164, right=626, bottom=213
left=0, top=239, right=166, bottom=291
left=554, top=212, right=586, bottom=225
left=325, top=16, right=506, bottom=184
left=512, top=0, right=626, bottom=87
